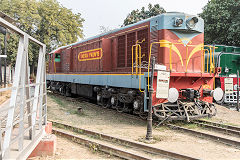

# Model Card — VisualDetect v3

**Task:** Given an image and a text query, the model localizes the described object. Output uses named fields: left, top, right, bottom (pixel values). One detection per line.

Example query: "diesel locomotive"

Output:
left=206, top=45, right=240, bottom=104
left=47, top=12, right=223, bottom=121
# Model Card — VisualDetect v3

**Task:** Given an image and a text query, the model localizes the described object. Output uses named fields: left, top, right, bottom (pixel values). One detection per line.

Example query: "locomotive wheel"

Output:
left=97, top=94, right=102, bottom=106
left=116, top=103, right=125, bottom=113
left=101, top=98, right=111, bottom=109
left=111, top=96, right=118, bottom=109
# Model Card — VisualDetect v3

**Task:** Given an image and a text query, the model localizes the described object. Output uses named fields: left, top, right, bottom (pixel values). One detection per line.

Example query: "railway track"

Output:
left=193, top=119, right=240, bottom=137
left=50, top=120, right=199, bottom=160
left=49, top=93, right=240, bottom=152
left=166, top=122, right=240, bottom=148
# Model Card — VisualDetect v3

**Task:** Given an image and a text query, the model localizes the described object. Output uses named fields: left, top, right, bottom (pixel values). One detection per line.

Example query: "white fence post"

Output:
left=2, top=35, right=25, bottom=155
left=0, top=15, right=47, bottom=159
left=31, top=46, right=44, bottom=139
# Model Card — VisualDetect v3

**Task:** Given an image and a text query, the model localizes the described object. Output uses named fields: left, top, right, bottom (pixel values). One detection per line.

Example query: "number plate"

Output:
left=156, top=71, right=170, bottom=99
left=224, top=78, right=233, bottom=94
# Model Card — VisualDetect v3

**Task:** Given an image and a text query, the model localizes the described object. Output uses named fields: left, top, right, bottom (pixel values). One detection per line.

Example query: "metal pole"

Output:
left=146, top=57, right=155, bottom=140
left=0, top=26, right=6, bottom=87
left=0, top=38, right=2, bottom=86
left=4, top=34, right=7, bottom=87
left=0, top=121, right=2, bottom=160
left=237, top=70, right=239, bottom=112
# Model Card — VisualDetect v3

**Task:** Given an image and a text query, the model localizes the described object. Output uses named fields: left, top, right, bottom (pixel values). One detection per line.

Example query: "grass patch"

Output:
left=137, top=137, right=157, bottom=144
left=154, top=125, right=169, bottom=131
left=48, top=94, right=88, bottom=117
left=153, top=135, right=165, bottom=142
left=48, top=94, right=66, bottom=107
left=183, top=123, right=198, bottom=129
left=137, top=134, right=167, bottom=144
left=201, top=117, right=211, bottom=121
left=167, top=121, right=199, bottom=129
left=70, top=110, right=87, bottom=117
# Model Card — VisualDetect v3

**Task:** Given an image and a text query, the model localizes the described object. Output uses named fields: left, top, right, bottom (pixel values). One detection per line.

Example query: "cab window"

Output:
left=55, top=53, right=61, bottom=62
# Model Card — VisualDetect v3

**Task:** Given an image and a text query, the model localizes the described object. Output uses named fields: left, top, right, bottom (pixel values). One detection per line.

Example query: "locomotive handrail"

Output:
left=210, top=47, right=213, bottom=73
left=186, top=45, right=189, bottom=72
left=147, top=41, right=188, bottom=91
left=138, top=45, right=145, bottom=93
left=132, top=41, right=219, bottom=91
left=205, top=48, right=210, bottom=73
left=185, top=44, right=218, bottom=74
left=203, top=45, right=218, bottom=74
left=211, top=46, right=215, bottom=73
left=132, top=41, right=145, bottom=93
left=200, top=46, right=203, bottom=73
left=131, top=43, right=141, bottom=74
left=147, top=41, right=172, bottom=91
left=147, top=42, right=218, bottom=91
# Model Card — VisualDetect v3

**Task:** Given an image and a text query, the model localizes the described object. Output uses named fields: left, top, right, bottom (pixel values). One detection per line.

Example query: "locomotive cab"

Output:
left=140, top=12, right=222, bottom=121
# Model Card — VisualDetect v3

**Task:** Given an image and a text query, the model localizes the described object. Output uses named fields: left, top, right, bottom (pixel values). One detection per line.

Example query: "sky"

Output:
left=57, top=0, right=209, bottom=39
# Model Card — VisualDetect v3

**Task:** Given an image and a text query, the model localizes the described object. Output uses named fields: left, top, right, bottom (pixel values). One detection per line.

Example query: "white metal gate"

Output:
left=0, top=14, right=47, bottom=159
left=224, top=91, right=240, bottom=104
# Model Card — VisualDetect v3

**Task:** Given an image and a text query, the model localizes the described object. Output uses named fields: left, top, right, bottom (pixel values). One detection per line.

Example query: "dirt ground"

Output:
left=211, top=104, right=240, bottom=126
left=47, top=93, right=240, bottom=160
left=0, top=85, right=11, bottom=105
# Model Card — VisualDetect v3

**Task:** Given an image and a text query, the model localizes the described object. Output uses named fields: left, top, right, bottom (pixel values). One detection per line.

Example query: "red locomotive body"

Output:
left=47, top=12, right=223, bottom=121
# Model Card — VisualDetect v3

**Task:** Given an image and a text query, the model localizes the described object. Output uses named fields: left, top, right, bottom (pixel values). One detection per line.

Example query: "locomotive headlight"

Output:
left=168, top=88, right=179, bottom=103
left=186, top=17, right=198, bottom=29
left=212, top=88, right=224, bottom=101
left=173, top=17, right=183, bottom=27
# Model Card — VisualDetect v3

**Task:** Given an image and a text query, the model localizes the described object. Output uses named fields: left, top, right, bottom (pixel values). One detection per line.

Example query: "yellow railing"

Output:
left=146, top=41, right=187, bottom=91
left=147, top=41, right=174, bottom=91
left=131, top=39, right=146, bottom=93
left=131, top=41, right=218, bottom=92
left=204, top=45, right=217, bottom=74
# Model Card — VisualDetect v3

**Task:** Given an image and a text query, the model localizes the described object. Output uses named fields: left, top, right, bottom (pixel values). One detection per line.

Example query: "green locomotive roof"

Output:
left=204, top=44, right=240, bottom=77
left=206, top=45, right=240, bottom=53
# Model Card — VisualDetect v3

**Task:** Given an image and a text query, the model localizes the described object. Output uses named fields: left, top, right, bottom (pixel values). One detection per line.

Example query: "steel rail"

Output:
left=193, top=121, right=240, bottom=137
left=50, top=120, right=199, bottom=160
left=195, top=120, right=240, bottom=132
left=166, top=124, right=240, bottom=148
left=53, top=128, right=151, bottom=160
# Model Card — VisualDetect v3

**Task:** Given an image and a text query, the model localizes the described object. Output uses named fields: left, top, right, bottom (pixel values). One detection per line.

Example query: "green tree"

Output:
left=123, top=3, right=166, bottom=26
left=200, top=0, right=240, bottom=46
left=0, top=0, right=84, bottom=73
left=37, top=0, right=84, bottom=52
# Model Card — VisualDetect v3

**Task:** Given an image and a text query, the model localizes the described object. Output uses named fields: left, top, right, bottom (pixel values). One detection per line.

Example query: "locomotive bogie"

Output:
left=47, top=80, right=146, bottom=115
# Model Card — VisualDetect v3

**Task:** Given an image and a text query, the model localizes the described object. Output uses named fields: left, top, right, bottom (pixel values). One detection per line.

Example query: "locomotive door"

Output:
left=101, top=38, right=112, bottom=72
left=54, top=52, right=61, bottom=73
left=48, top=54, right=54, bottom=73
